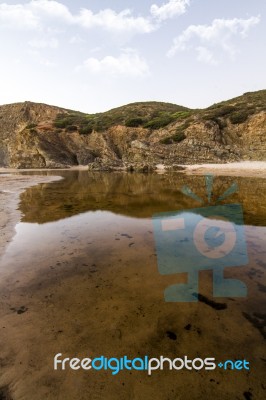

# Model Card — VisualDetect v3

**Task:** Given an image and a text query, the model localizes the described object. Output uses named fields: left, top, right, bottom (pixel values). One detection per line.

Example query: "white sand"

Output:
left=182, top=161, right=266, bottom=178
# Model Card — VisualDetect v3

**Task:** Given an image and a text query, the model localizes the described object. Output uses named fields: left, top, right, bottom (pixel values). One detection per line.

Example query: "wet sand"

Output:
left=0, top=171, right=265, bottom=400
left=1, top=161, right=266, bottom=179
left=0, top=174, right=62, bottom=259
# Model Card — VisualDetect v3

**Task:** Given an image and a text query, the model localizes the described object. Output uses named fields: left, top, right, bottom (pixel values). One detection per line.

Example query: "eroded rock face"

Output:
left=0, top=99, right=265, bottom=169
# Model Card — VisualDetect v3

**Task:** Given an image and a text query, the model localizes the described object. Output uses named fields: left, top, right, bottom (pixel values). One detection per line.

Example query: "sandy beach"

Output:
left=182, top=161, right=266, bottom=178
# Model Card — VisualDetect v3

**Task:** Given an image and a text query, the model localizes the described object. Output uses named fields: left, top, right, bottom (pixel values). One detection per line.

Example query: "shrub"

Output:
left=230, top=111, right=249, bottom=124
left=217, top=105, right=233, bottom=113
left=203, top=105, right=235, bottom=121
left=66, top=125, right=78, bottom=132
left=172, top=111, right=191, bottom=120
left=144, top=114, right=175, bottom=129
left=93, top=119, right=110, bottom=132
left=160, top=132, right=186, bottom=145
left=160, top=137, right=173, bottom=145
left=125, top=118, right=145, bottom=127
left=27, top=123, right=37, bottom=129
left=204, top=117, right=227, bottom=129
left=214, top=118, right=227, bottom=129
left=160, top=126, right=187, bottom=145
left=79, top=125, right=93, bottom=135
left=54, top=119, right=69, bottom=128
left=212, top=105, right=235, bottom=117
left=172, top=132, right=186, bottom=143
left=246, top=106, right=256, bottom=114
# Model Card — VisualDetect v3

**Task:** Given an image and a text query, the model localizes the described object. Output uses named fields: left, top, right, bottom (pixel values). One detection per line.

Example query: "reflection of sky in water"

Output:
left=0, top=173, right=265, bottom=400
left=1, top=172, right=265, bottom=289
left=1, top=211, right=152, bottom=269
left=2, top=207, right=265, bottom=284
left=153, top=208, right=248, bottom=274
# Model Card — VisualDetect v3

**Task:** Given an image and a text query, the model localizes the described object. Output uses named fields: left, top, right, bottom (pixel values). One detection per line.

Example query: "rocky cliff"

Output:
left=0, top=90, right=265, bottom=169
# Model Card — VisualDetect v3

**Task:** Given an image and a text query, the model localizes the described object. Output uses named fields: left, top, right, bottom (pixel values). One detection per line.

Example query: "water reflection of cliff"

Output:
left=19, top=171, right=266, bottom=226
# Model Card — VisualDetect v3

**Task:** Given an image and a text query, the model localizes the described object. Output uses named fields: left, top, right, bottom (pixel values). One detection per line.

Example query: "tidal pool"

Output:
left=0, top=171, right=265, bottom=400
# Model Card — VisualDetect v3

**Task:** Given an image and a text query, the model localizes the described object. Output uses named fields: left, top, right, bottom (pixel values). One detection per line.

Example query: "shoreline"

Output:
left=0, top=165, right=89, bottom=173
left=180, top=161, right=266, bottom=178
left=0, top=161, right=265, bottom=259
left=1, top=161, right=266, bottom=178
left=0, top=174, right=62, bottom=260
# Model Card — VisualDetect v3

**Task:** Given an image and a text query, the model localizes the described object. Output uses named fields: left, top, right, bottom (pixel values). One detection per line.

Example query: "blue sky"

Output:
left=0, top=0, right=265, bottom=112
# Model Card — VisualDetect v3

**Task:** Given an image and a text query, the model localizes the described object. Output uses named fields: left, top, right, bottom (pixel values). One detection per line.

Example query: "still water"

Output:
left=0, top=171, right=265, bottom=400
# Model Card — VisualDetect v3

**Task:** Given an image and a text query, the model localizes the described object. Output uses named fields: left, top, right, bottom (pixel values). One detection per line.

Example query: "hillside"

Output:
left=0, top=90, right=265, bottom=170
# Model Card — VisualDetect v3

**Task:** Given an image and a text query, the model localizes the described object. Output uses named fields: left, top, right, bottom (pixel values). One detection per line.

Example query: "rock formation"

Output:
left=0, top=90, right=265, bottom=169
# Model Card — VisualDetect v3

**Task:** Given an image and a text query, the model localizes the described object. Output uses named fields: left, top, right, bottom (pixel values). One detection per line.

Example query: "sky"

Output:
left=0, top=0, right=265, bottom=112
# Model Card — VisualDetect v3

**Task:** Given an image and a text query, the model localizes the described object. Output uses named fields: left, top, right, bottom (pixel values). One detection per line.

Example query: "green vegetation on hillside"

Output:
left=202, top=90, right=266, bottom=125
left=160, top=121, right=190, bottom=144
left=125, top=117, right=145, bottom=127
left=50, top=90, right=266, bottom=137
left=53, top=101, right=190, bottom=134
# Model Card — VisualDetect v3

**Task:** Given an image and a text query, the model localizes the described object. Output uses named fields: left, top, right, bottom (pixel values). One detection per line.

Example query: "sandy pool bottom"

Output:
left=0, top=206, right=265, bottom=400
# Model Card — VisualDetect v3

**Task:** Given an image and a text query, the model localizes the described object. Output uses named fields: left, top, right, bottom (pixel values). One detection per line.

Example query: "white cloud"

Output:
left=29, top=37, right=58, bottom=48
left=196, top=46, right=217, bottom=65
left=151, top=0, right=190, bottom=21
left=77, top=8, right=154, bottom=33
left=30, top=0, right=72, bottom=22
left=0, top=1, right=155, bottom=34
left=77, top=50, right=150, bottom=77
left=39, top=58, right=56, bottom=67
left=27, top=48, right=56, bottom=67
left=69, top=35, right=85, bottom=45
left=0, top=3, right=39, bottom=29
left=168, top=16, right=260, bottom=59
